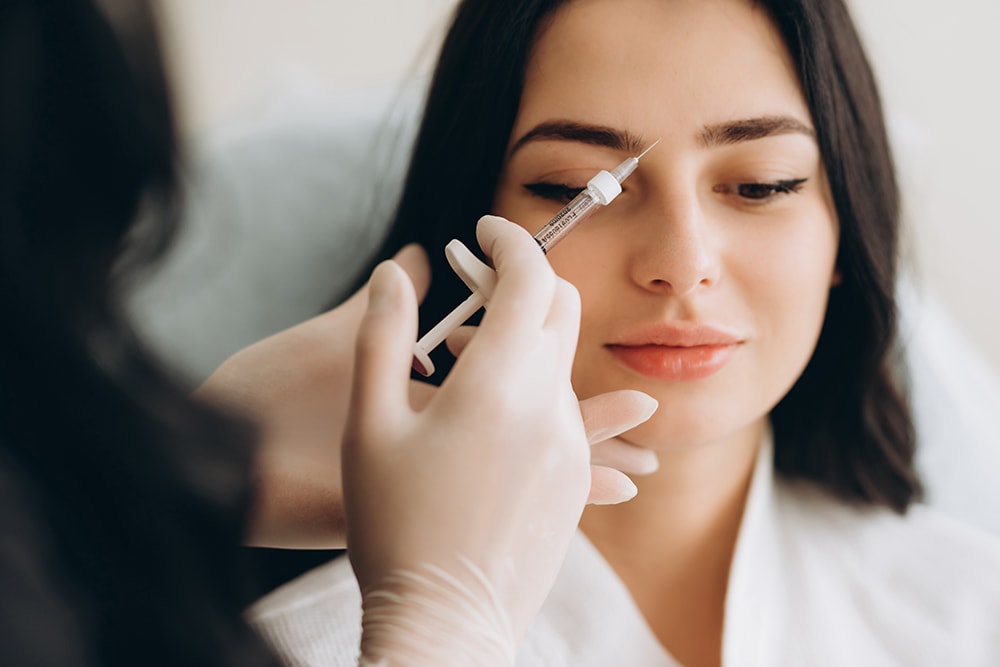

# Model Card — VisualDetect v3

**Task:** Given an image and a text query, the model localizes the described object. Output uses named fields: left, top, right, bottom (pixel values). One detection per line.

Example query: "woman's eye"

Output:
left=715, top=178, right=808, bottom=203
left=523, top=182, right=585, bottom=204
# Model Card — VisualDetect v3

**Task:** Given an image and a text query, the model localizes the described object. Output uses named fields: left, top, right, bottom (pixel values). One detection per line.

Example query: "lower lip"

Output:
left=607, top=344, right=737, bottom=382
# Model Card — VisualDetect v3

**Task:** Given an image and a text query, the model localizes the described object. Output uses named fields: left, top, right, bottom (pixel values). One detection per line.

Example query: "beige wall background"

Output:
left=157, top=0, right=1000, bottom=374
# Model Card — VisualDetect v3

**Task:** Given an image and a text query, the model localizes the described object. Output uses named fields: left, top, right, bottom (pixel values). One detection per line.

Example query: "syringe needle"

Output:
left=636, top=138, right=661, bottom=161
left=411, top=140, right=660, bottom=376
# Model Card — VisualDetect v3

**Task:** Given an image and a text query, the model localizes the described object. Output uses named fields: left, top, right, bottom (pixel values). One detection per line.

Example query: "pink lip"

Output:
left=606, top=323, right=742, bottom=382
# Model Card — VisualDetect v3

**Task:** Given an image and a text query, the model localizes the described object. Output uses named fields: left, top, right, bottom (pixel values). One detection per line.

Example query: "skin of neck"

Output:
left=582, top=417, right=763, bottom=555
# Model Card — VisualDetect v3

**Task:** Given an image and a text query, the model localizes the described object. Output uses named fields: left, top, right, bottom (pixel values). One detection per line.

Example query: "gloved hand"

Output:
left=445, top=326, right=658, bottom=503
left=194, top=245, right=434, bottom=549
left=344, top=216, right=657, bottom=666
left=197, top=234, right=656, bottom=549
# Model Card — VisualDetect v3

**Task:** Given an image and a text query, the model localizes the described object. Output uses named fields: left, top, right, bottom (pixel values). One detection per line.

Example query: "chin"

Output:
left=573, top=354, right=777, bottom=451
left=588, top=379, right=768, bottom=452
left=617, top=411, right=732, bottom=451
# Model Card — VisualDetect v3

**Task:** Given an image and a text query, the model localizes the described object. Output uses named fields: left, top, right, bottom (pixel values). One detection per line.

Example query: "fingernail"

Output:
left=632, top=451, right=659, bottom=475
left=598, top=481, right=638, bottom=505
left=478, top=214, right=511, bottom=225
left=589, top=476, right=638, bottom=506
left=586, top=426, right=617, bottom=445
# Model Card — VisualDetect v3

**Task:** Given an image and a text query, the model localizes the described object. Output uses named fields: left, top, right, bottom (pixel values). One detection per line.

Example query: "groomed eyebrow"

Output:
left=508, top=116, right=815, bottom=158
left=700, top=116, right=815, bottom=147
left=509, top=120, right=647, bottom=157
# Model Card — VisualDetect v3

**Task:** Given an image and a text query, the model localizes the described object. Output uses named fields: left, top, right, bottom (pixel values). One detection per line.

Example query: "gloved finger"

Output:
left=407, top=379, right=437, bottom=412
left=444, top=325, right=478, bottom=358
left=392, top=244, right=431, bottom=303
left=475, top=215, right=557, bottom=342
left=590, top=438, right=659, bottom=475
left=350, top=260, right=419, bottom=431
left=542, top=277, right=582, bottom=371
left=587, top=465, right=638, bottom=505
left=331, top=244, right=430, bottom=323
left=579, top=390, right=658, bottom=445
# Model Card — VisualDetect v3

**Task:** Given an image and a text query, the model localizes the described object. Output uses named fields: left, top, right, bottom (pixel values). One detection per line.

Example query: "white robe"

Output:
left=247, top=436, right=1000, bottom=666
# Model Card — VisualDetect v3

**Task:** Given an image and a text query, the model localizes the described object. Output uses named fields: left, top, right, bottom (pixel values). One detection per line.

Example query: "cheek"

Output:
left=543, top=236, right=621, bottom=375
left=543, top=232, right=623, bottom=322
left=739, top=208, right=839, bottom=376
left=757, top=261, right=831, bottom=355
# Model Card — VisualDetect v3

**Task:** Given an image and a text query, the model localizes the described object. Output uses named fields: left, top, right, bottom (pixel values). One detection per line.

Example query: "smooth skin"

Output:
left=492, top=0, right=840, bottom=664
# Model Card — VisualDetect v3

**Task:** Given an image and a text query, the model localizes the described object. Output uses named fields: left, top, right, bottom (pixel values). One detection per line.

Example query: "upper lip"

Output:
left=607, top=322, right=744, bottom=348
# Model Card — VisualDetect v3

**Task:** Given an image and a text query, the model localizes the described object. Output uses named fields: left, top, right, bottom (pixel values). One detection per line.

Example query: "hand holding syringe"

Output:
left=412, top=141, right=659, bottom=376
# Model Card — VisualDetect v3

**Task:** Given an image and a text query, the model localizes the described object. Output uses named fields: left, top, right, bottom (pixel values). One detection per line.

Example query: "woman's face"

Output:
left=493, top=0, right=839, bottom=449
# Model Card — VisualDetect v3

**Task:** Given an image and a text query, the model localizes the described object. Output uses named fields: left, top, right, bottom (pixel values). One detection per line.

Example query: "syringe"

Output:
left=412, top=140, right=659, bottom=376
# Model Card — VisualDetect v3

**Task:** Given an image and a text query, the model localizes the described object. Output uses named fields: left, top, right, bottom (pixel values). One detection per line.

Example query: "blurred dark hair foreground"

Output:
left=0, top=1, right=280, bottom=664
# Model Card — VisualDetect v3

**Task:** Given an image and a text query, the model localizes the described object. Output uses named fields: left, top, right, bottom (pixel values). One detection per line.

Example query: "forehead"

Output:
left=514, top=0, right=809, bottom=145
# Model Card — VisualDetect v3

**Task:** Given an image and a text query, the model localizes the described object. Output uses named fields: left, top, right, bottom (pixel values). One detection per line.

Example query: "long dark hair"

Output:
left=0, top=1, right=278, bottom=664
left=374, top=0, right=921, bottom=512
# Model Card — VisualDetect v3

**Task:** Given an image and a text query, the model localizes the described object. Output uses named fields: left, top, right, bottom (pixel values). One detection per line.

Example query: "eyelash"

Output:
left=715, top=178, right=808, bottom=202
left=524, top=178, right=808, bottom=206
left=523, top=182, right=586, bottom=205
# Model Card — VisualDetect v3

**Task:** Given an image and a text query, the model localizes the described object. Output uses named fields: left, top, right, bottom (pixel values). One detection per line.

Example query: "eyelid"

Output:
left=713, top=177, right=808, bottom=202
left=746, top=177, right=806, bottom=190
left=523, top=181, right=587, bottom=203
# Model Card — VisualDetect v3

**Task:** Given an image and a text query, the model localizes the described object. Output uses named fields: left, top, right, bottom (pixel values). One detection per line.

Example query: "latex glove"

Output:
left=196, top=241, right=654, bottom=549
left=194, top=245, right=435, bottom=548
left=582, top=391, right=660, bottom=502
left=447, top=326, right=659, bottom=503
left=344, top=216, right=657, bottom=666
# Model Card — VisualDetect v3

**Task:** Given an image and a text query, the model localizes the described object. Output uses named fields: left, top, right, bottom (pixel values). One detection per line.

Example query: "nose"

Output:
left=626, top=189, right=720, bottom=296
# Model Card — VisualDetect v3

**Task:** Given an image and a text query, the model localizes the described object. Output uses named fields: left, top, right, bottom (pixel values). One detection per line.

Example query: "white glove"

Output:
left=343, top=216, right=657, bottom=666
left=199, top=239, right=655, bottom=549
left=445, top=325, right=659, bottom=504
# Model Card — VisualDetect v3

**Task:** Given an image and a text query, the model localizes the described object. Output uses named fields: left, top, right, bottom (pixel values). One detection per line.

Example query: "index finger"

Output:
left=348, top=261, right=419, bottom=435
left=474, top=215, right=558, bottom=344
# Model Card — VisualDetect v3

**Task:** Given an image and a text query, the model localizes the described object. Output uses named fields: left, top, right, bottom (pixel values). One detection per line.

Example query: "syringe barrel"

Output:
left=533, top=190, right=601, bottom=253
left=533, top=165, right=627, bottom=253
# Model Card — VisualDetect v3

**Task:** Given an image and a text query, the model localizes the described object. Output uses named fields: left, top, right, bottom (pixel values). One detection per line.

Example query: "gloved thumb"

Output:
left=350, top=260, right=419, bottom=429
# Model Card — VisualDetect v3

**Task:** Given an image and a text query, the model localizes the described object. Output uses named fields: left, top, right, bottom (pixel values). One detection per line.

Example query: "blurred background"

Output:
left=153, top=0, right=999, bottom=375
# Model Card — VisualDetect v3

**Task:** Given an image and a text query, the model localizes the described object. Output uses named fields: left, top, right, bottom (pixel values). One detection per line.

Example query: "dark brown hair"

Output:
left=0, top=1, right=280, bottom=663
left=373, top=0, right=921, bottom=512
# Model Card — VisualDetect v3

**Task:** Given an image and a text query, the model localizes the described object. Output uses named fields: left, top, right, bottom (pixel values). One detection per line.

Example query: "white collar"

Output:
left=720, top=426, right=788, bottom=666
left=525, top=429, right=781, bottom=666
